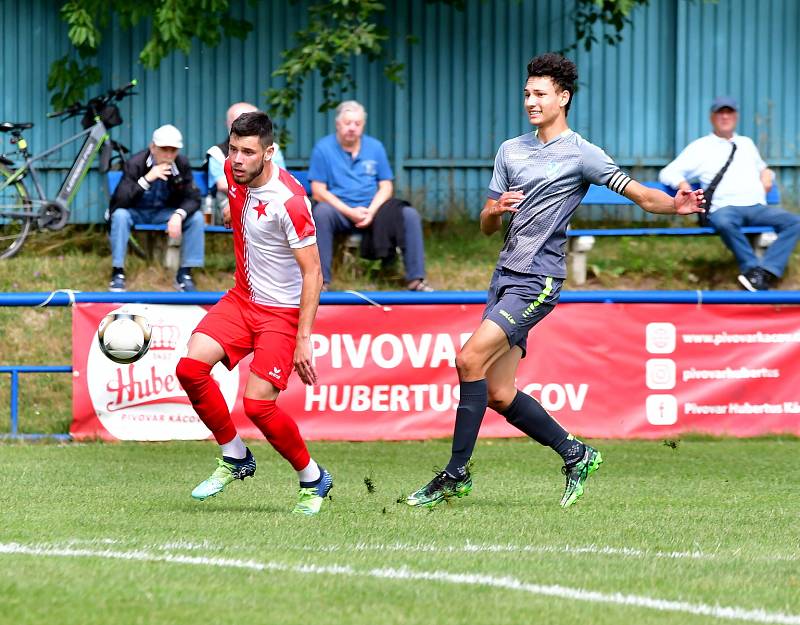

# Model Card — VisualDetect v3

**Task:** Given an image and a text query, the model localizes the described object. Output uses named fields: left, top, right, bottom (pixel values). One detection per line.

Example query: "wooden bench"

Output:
left=106, top=169, right=312, bottom=270
left=567, top=182, right=781, bottom=284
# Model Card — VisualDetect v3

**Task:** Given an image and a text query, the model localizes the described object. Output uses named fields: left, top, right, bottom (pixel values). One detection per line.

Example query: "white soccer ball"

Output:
left=97, top=312, right=152, bottom=364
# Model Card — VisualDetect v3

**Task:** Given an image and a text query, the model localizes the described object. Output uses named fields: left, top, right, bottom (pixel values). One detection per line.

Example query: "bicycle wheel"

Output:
left=0, top=163, right=32, bottom=259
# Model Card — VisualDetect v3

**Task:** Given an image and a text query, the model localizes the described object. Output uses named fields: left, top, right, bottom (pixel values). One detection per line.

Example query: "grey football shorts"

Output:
left=482, top=267, right=563, bottom=357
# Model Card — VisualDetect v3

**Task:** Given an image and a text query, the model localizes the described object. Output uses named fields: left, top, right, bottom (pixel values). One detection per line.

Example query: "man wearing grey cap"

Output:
left=660, top=97, right=800, bottom=291
left=107, top=124, right=204, bottom=291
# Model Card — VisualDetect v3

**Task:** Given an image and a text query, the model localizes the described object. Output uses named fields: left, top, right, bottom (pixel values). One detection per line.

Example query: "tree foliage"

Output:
left=567, top=0, right=650, bottom=52
left=52, top=0, right=650, bottom=143
left=265, top=0, right=395, bottom=146
left=48, top=0, right=252, bottom=111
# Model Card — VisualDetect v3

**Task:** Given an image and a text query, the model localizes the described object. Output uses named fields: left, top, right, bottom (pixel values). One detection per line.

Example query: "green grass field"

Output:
left=1, top=438, right=798, bottom=625
left=1, top=225, right=799, bottom=623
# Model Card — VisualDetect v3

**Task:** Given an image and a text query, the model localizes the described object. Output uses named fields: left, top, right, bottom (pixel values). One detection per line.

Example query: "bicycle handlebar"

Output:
left=46, top=103, right=82, bottom=119
left=110, top=79, right=138, bottom=100
left=48, top=80, right=138, bottom=119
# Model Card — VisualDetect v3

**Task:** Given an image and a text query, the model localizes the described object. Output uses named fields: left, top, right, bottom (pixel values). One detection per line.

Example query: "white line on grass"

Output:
left=43, top=537, right=800, bottom=564
left=314, top=541, right=712, bottom=560
left=48, top=537, right=799, bottom=563
left=309, top=541, right=799, bottom=563
left=64, top=538, right=121, bottom=546
left=60, top=538, right=217, bottom=551
left=1, top=542, right=798, bottom=624
left=158, top=539, right=217, bottom=551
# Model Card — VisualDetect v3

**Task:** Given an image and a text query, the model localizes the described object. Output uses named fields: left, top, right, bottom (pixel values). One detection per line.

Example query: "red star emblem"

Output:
left=252, top=201, right=268, bottom=219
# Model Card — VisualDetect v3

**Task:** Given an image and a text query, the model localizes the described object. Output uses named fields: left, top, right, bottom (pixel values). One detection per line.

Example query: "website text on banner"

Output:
left=71, top=303, right=800, bottom=441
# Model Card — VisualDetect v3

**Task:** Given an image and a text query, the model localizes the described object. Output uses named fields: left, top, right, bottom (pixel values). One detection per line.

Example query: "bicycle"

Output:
left=0, top=80, right=137, bottom=259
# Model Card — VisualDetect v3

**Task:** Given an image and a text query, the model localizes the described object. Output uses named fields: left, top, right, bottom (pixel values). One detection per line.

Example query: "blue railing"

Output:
left=0, top=366, right=72, bottom=440
left=3, top=289, right=800, bottom=440
left=3, top=289, right=800, bottom=307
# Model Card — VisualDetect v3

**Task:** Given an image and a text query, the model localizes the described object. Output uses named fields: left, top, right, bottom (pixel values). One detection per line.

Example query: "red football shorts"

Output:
left=192, top=290, right=299, bottom=390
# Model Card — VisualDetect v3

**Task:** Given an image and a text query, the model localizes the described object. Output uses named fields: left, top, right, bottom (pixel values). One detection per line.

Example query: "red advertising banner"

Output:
left=72, top=302, right=800, bottom=441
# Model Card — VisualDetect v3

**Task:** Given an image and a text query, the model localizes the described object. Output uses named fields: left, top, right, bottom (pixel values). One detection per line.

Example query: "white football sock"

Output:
left=220, top=435, right=247, bottom=460
left=297, top=459, right=321, bottom=483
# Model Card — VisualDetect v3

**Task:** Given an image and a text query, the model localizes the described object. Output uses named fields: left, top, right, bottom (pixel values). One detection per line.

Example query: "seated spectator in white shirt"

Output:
left=207, top=102, right=286, bottom=225
left=660, top=96, right=800, bottom=291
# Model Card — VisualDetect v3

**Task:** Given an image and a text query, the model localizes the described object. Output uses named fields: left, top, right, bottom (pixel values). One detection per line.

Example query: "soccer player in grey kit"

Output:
left=406, top=53, right=705, bottom=509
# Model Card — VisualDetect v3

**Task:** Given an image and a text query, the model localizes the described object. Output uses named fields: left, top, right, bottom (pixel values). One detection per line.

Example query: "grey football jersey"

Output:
left=488, top=129, right=624, bottom=277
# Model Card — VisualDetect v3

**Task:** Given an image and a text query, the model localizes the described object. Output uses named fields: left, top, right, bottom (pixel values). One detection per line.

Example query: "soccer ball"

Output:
left=97, top=312, right=152, bottom=364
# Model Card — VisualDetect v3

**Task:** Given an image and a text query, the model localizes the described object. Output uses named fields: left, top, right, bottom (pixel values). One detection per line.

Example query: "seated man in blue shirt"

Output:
left=308, top=100, right=432, bottom=291
left=107, top=124, right=203, bottom=292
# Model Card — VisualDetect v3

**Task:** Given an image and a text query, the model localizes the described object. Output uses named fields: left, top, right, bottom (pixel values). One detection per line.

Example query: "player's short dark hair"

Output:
left=230, top=111, right=274, bottom=149
left=526, top=53, right=578, bottom=116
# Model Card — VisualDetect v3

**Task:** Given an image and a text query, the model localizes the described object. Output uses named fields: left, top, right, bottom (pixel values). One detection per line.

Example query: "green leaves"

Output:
left=51, top=0, right=654, bottom=144
left=47, top=57, right=102, bottom=111
left=565, top=0, right=650, bottom=53
left=266, top=0, right=394, bottom=147
left=50, top=0, right=252, bottom=110
left=60, top=1, right=102, bottom=52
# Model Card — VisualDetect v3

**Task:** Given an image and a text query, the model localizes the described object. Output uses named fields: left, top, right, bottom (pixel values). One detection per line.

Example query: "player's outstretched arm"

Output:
left=623, top=180, right=705, bottom=216
left=292, top=244, right=323, bottom=386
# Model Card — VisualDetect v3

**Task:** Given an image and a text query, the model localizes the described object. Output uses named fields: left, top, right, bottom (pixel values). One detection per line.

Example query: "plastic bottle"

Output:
left=203, top=193, right=214, bottom=225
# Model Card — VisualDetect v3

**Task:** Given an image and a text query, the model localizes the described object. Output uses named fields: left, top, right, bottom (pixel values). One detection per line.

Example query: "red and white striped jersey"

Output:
left=225, top=160, right=316, bottom=307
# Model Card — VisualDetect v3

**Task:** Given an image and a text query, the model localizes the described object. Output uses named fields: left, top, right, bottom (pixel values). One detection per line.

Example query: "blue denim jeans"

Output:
left=110, top=207, right=205, bottom=269
left=708, top=204, right=800, bottom=277
left=313, top=201, right=426, bottom=284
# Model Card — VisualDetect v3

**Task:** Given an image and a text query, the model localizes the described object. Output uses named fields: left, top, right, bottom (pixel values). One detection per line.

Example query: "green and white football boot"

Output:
left=191, top=449, right=256, bottom=501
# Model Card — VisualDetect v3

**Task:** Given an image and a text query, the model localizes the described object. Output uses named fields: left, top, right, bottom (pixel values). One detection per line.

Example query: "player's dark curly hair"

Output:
left=526, top=53, right=578, bottom=116
left=230, top=111, right=274, bottom=148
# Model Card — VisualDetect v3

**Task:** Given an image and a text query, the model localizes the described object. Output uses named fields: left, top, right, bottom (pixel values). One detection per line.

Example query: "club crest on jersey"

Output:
left=545, top=161, right=561, bottom=179
left=362, top=160, right=378, bottom=176
left=252, top=200, right=268, bottom=219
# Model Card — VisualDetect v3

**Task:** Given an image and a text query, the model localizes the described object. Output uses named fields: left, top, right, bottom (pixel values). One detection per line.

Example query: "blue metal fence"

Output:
left=2, top=0, right=798, bottom=221
left=0, top=366, right=72, bottom=440
left=5, top=290, right=800, bottom=308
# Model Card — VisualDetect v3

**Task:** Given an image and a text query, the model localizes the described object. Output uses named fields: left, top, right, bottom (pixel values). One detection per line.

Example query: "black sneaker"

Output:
left=174, top=272, right=196, bottom=292
left=737, top=267, right=770, bottom=292
left=406, top=469, right=473, bottom=508
left=108, top=271, right=126, bottom=292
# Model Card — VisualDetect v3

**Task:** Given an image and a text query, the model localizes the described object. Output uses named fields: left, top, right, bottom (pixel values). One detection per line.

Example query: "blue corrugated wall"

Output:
left=1, top=0, right=798, bottom=222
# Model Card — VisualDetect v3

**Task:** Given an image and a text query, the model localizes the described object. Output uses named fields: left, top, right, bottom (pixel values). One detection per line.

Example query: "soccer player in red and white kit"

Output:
left=175, top=112, right=332, bottom=515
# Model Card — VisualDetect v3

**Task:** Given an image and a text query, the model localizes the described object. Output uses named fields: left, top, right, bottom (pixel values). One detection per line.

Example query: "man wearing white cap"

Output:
left=660, top=97, right=800, bottom=291
left=107, top=123, right=204, bottom=291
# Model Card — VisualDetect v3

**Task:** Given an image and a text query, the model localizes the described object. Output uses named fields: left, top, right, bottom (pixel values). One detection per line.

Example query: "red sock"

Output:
left=243, top=398, right=310, bottom=470
left=176, top=357, right=237, bottom=445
